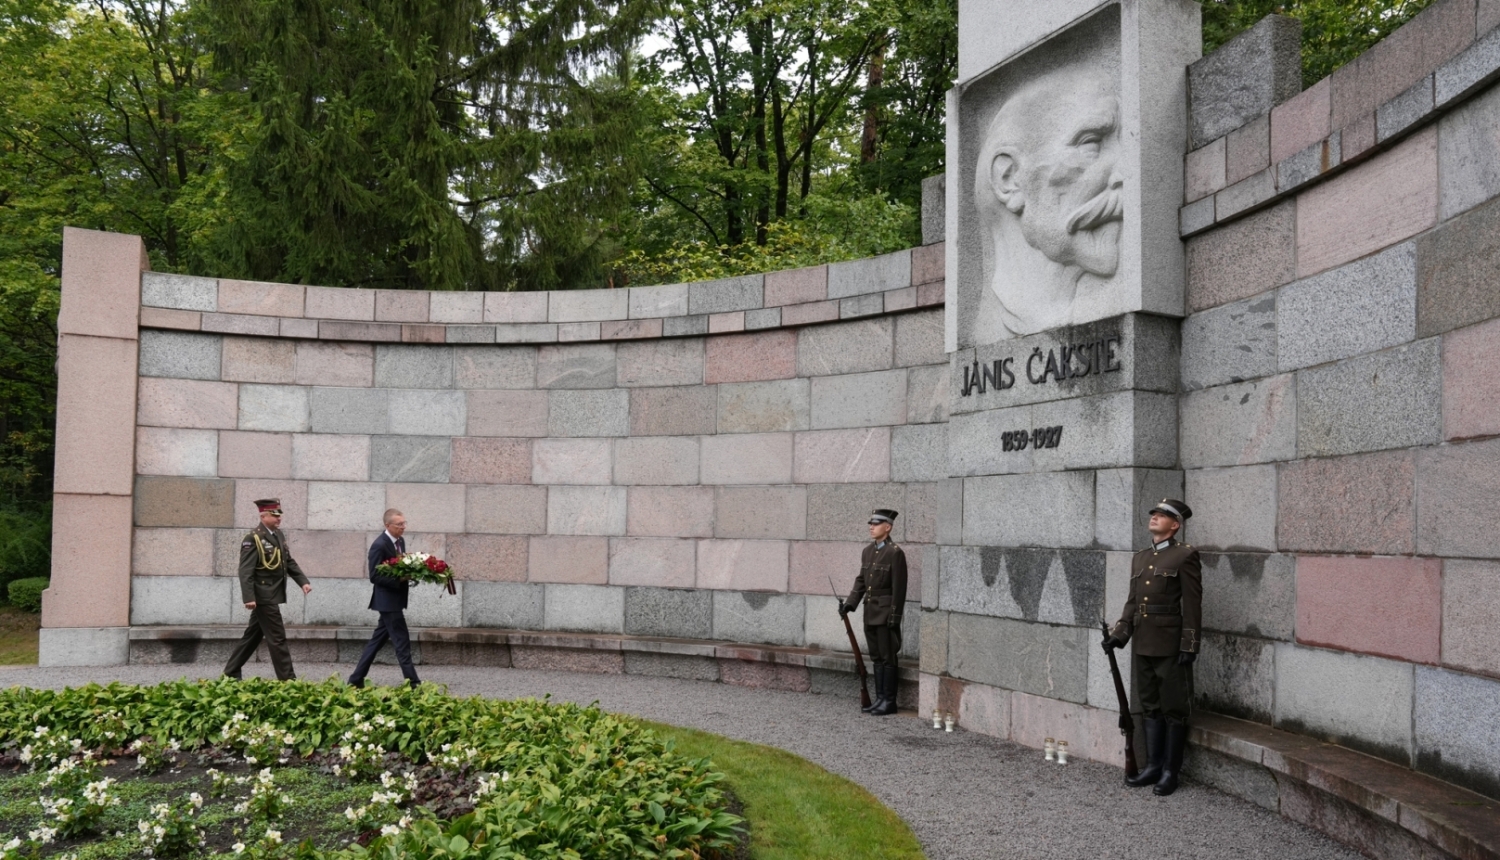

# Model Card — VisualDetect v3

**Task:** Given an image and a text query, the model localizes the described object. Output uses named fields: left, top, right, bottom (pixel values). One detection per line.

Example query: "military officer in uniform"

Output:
left=1102, top=498, right=1201, bottom=796
left=223, top=498, right=313, bottom=681
left=842, top=509, right=908, bottom=716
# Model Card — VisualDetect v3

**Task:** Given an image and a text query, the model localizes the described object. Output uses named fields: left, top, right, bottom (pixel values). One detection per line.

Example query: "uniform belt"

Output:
left=865, top=591, right=892, bottom=597
left=1137, top=603, right=1181, bottom=616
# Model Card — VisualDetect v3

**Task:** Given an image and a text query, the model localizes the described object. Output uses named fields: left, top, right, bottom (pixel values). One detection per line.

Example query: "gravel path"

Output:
left=0, top=663, right=1362, bottom=860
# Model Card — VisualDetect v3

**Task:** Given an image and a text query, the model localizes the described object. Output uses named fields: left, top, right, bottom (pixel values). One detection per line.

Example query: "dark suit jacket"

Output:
left=367, top=533, right=411, bottom=612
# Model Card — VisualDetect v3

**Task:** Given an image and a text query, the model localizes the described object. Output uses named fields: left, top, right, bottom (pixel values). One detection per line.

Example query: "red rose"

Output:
left=425, top=556, right=447, bottom=573
left=386, top=558, right=401, bottom=566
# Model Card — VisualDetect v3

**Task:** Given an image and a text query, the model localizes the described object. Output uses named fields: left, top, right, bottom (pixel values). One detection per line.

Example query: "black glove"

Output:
left=1176, top=651, right=1197, bottom=666
left=1101, top=635, right=1124, bottom=653
left=888, top=616, right=901, bottom=629
left=837, top=602, right=851, bottom=617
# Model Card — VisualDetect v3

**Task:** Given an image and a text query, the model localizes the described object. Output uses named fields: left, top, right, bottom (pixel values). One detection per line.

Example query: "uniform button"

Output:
left=1148, top=565, right=1154, bottom=570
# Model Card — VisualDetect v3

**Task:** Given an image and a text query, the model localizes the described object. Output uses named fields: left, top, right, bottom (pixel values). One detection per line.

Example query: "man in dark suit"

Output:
left=347, top=508, right=421, bottom=688
left=224, top=498, right=312, bottom=681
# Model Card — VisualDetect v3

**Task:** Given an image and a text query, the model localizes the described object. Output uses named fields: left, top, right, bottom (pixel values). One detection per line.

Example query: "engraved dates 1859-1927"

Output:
left=1001, top=425, right=1063, bottom=452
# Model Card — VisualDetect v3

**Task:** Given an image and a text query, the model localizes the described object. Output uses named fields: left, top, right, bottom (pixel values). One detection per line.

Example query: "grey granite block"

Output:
left=1182, top=747, right=1281, bottom=812
left=543, top=584, right=625, bottom=634
left=1375, top=74, right=1434, bottom=143
left=1417, top=194, right=1500, bottom=337
left=921, top=174, right=945, bottom=246
left=548, top=389, right=629, bottom=437
left=920, top=609, right=948, bottom=674
left=962, top=472, right=1095, bottom=549
left=1296, top=339, right=1442, bottom=457
left=711, top=591, right=806, bottom=646
left=1274, top=644, right=1414, bottom=764
left=717, top=379, right=810, bottom=433
left=454, top=345, right=537, bottom=389
left=624, top=587, right=712, bottom=639
left=139, top=331, right=222, bottom=380
left=388, top=389, right=466, bottom=436
left=1093, top=468, right=1183, bottom=552
left=1184, top=465, right=1278, bottom=552
left=1179, top=375, right=1296, bottom=468
left=1275, top=133, right=1341, bottom=192
left=39, top=628, right=129, bottom=668
left=142, top=272, right=218, bottom=311
left=493, top=324, right=557, bottom=343
left=946, top=612, right=1089, bottom=703
left=894, top=309, right=944, bottom=368
left=906, top=364, right=948, bottom=425
left=1413, top=666, right=1500, bottom=798
left=1214, top=169, right=1275, bottom=220
left=130, top=575, right=232, bottom=625
left=370, top=436, right=451, bottom=483
left=374, top=344, right=453, bottom=388
left=547, top=485, right=627, bottom=536
left=238, top=385, right=310, bottom=432
left=839, top=293, right=884, bottom=319
left=805, top=483, right=906, bottom=542
left=949, top=406, right=1023, bottom=476
left=797, top=317, right=893, bottom=377
left=688, top=274, right=763, bottom=315
left=809, top=369, right=907, bottom=430
left=629, top=283, right=689, bottom=319
left=1199, top=552, right=1295, bottom=640
left=1436, top=22, right=1500, bottom=108
left=890, top=423, right=947, bottom=483
left=1180, top=294, right=1276, bottom=391
left=663, top=315, right=709, bottom=337
left=310, top=387, right=389, bottom=434
left=625, top=652, right=720, bottom=681
left=1188, top=14, right=1302, bottom=147
left=1195, top=632, right=1276, bottom=724
left=462, top=582, right=545, bottom=629
left=1279, top=243, right=1416, bottom=371
left=446, top=325, right=496, bottom=344
left=1180, top=195, right=1216, bottom=237
left=938, top=546, right=1105, bottom=627
left=1439, top=77, right=1500, bottom=220
left=302, top=578, right=372, bottom=626
left=401, top=581, right=463, bottom=628
left=745, top=307, right=781, bottom=330
left=536, top=343, right=616, bottom=389
left=827, top=250, right=911, bottom=299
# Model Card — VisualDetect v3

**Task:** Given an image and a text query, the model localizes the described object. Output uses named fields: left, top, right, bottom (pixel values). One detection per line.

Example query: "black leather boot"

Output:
left=871, top=666, right=899, bottom=715
left=863, top=663, right=885, bottom=713
left=1154, top=720, right=1189, bottom=796
left=1126, top=717, right=1166, bottom=787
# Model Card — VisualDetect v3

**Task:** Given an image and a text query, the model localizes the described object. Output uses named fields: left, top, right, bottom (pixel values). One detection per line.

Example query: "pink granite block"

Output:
left=137, top=377, right=238, bottom=430
left=1278, top=450, right=1416, bottom=554
left=558, top=322, right=601, bottom=342
left=467, top=390, right=549, bottom=437
left=132, top=426, right=215, bottom=477
left=629, top=386, right=718, bottom=435
left=911, top=242, right=945, bottom=286
left=708, top=312, right=746, bottom=333
left=403, top=324, right=447, bottom=344
left=916, top=281, right=944, bottom=307
left=1010, top=691, right=1122, bottom=766
left=617, top=339, right=704, bottom=387
left=787, top=540, right=867, bottom=594
left=626, top=486, right=715, bottom=537
left=430, top=292, right=484, bottom=324
left=306, top=481, right=386, bottom=531
left=451, top=437, right=532, bottom=484
left=1272, top=78, right=1333, bottom=164
left=528, top=535, right=609, bottom=583
left=511, top=646, right=624, bottom=673
left=375, top=290, right=429, bottom=323
left=54, top=335, right=140, bottom=495
left=1185, top=138, right=1228, bottom=202
left=134, top=476, right=234, bottom=528
left=715, top=486, right=807, bottom=539
left=704, top=330, right=797, bottom=383
left=279, top=318, right=319, bottom=339
left=884, top=288, right=917, bottom=312
left=764, top=265, right=827, bottom=306
left=44, top=493, right=133, bottom=627
left=217, top=279, right=305, bottom=317
left=218, top=431, right=293, bottom=479
left=131, top=527, right=215, bottom=576
left=291, top=434, right=370, bottom=481
left=613, top=436, right=699, bottom=485
left=221, top=337, right=296, bottom=384
left=793, top=428, right=891, bottom=483
left=601, top=318, right=663, bottom=340
left=1441, top=316, right=1500, bottom=440
left=1296, top=126, right=1437, bottom=277
left=280, top=529, right=367, bottom=579
left=1296, top=555, right=1442, bottom=663
left=696, top=539, right=788, bottom=591
left=1329, top=0, right=1475, bottom=131
left=1415, top=436, right=1500, bottom=557
left=531, top=438, right=612, bottom=484
left=956, top=680, right=1012, bottom=741
left=305, top=286, right=375, bottom=321
left=446, top=534, right=529, bottom=582
left=234, top=479, right=309, bottom=529
left=699, top=433, right=793, bottom=484
left=140, top=307, right=201, bottom=331
left=484, top=291, right=548, bottom=324
left=1341, top=113, right=1378, bottom=163
left=385, top=483, right=466, bottom=533
left=294, top=341, right=373, bottom=387
left=781, top=300, right=841, bottom=326
left=319, top=321, right=401, bottom=341
left=1226, top=115, right=1271, bottom=186
left=58, top=227, right=146, bottom=339
left=608, top=537, right=697, bottom=587
left=1483, top=0, right=1500, bottom=34
left=467, top=484, right=547, bottom=534
left=1440, top=559, right=1500, bottom=676
left=718, top=660, right=810, bottom=692
left=202, top=312, right=279, bottom=337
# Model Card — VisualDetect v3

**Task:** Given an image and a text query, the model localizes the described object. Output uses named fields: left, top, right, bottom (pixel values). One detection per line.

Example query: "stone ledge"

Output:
left=1193, top=712, right=1500, bottom=860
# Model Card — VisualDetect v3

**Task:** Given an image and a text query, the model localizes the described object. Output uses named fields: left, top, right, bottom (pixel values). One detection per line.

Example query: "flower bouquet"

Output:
left=375, top=552, right=456, bottom=595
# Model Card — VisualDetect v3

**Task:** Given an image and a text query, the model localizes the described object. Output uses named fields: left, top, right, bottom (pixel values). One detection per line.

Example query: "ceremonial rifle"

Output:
left=1101, top=619, right=1139, bottom=780
left=831, top=576, right=872, bottom=710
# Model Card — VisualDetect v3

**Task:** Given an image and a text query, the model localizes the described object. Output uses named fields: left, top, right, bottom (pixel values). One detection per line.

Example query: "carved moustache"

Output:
left=1066, top=187, right=1123, bottom=234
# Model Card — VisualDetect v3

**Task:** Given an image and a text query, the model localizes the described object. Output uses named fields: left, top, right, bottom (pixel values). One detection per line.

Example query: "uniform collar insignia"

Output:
left=1153, top=538, right=1173, bottom=551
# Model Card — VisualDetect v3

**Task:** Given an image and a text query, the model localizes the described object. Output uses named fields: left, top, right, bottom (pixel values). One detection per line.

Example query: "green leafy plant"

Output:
left=5, top=578, right=46, bottom=614
left=135, top=795, right=206, bottom=858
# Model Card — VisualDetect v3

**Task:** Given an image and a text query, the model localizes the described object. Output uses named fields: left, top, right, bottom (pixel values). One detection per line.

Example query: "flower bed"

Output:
left=0, top=679, right=741, bottom=859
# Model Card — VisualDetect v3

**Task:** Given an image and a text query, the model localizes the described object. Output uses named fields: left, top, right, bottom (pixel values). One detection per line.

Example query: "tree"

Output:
left=1201, top=0, right=1438, bottom=87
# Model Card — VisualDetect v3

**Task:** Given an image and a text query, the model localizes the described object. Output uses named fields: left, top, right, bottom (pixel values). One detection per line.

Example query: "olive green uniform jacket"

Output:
left=845, top=541, right=908, bottom=627
left=238, top=525, right=310, bottom=606
left=1109, top=539, right=1202, bottom=657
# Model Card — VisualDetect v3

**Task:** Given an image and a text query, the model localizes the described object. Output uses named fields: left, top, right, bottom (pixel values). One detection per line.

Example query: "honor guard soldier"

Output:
left=223, top=498, right=312, bottom=681
left=842, top=509, right=908, bottom=716
left=1102, top=498, right=1202, bottom=796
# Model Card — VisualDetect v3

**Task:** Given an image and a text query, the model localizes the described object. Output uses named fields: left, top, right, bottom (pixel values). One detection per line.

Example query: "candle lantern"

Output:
left=932, top=709, right=943, bottom=729
left=943, top=712, right=955, bottom=732
left=1043, top=738, right=1056, bottom=761
left=1056, top=740, right=1070, bottom=765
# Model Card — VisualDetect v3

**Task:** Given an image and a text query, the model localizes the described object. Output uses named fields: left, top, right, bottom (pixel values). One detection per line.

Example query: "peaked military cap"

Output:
left=1148, top=498, right=1192, bottom=522
left=868, top=508, right=899, bottom=524
left=254, top=498, right=283, bottom=514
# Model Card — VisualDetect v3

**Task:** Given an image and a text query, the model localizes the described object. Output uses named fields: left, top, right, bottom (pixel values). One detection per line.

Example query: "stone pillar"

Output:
left=41, top=227, right=148, bottom=666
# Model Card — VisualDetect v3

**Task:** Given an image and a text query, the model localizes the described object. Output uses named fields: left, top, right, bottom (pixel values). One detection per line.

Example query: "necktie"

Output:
left=396, top=538, right=405, bottom=553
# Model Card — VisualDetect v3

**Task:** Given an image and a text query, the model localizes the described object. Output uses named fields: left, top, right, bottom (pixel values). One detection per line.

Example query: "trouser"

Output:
left=864, top=622, right=902, bottom=665
left=224, top=603, right=294, bottom=680
left=1134, top=652, right=1193, bottom=723
left=348, top=611, right=420, bottom=685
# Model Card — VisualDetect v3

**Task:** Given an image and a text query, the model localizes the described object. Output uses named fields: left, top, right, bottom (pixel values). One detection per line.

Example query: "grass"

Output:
left=644, top=721, right=926, bottom=860
left=0, top=604, right=38, bottom=665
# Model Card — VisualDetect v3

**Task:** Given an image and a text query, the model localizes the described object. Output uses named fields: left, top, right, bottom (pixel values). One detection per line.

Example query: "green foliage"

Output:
left=0, top=506, right=48, bottom=594
left=1201, top=0, right=1439, bottom=87
left=5, top=578, right=47, bottom=614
